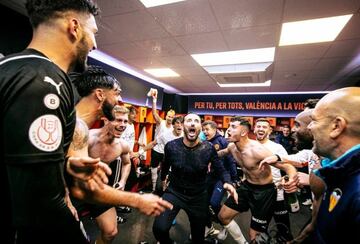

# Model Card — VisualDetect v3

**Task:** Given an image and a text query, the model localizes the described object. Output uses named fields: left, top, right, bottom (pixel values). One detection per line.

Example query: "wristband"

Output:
left=275, top=154, right=281, bottom=161
left=152, top=98, right=157, bottom=103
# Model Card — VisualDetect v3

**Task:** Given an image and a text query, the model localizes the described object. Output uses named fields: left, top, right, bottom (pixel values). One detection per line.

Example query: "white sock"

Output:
left=224, top=220, right=247, bottom=244
left=151, top=167, right=158, bottom=191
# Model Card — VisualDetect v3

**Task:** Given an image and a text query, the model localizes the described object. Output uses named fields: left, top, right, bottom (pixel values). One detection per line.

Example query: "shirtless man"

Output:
left=87, top=105, right=131, bottom=243
left=217, top=116, right=298, bottom=243
left=68, top=66, right=172, bottom=219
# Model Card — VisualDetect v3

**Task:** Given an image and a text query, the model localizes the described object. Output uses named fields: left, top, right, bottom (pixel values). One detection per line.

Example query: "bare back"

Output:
left=228, top=139, right=274, bottom=185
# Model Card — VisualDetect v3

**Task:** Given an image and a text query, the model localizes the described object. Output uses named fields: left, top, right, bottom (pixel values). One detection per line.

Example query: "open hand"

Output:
left=66, top=156, right=112, bottom=191
left=137, top=193, right=173, bottom=216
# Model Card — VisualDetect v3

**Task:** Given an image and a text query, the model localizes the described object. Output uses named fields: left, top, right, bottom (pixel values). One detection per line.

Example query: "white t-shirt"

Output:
left=121, top=123, right=135, bottom=150
left=157, top=130, right=183, bottom=153
left=287, top=149, right=320, bottom=173
left=153, top=120, right=173, bottom=154
left=262, top=139, right=288, bottom=201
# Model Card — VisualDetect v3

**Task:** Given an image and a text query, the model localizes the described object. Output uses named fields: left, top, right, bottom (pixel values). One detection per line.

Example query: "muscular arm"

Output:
left=66, top=119, right=111, bottom=190
left=67, top=118, right=89, bottom=157
left=218, top=147, right=230, bottom=158
left=70, top=183, right=172, bottom=216
left=118, top=143, right=131, bottom=190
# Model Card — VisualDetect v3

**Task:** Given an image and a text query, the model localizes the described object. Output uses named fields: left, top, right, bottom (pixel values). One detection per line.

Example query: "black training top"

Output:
left=162, top=138, right=231, bottom=195
left=0, top=49, right=76, bottom=227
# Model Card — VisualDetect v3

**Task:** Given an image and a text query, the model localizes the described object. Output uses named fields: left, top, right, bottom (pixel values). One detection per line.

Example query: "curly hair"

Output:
left=71, top=65, right=121, bottom=97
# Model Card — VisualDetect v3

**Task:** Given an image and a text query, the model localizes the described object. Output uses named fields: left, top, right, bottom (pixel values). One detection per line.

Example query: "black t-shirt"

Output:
left=0, top=49, right=76, bottom=227
left=162, top=138, right=231, bottom=195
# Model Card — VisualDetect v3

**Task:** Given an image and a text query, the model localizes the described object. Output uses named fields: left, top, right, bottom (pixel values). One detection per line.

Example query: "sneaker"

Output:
left=205, top=225, right=220, bottom=237
left=217, top=228, right=228, bottom=241
left=204, top=236, right=219, bottom=243
left=117, top=206, right=132, bottom=213
left=302, top=199, right=312, bottom=206
left=116, top=216, right=127, bottom=224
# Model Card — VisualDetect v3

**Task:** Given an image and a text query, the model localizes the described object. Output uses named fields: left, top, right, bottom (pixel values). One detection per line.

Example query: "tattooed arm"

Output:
left=66, top=118, right=111, bottom=190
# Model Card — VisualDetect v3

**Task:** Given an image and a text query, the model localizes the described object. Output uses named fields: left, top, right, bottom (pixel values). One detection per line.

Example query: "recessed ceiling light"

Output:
left=139, top=0, right=186, bottom=8
left=191, top=47, right=275, bottom=66
left=144, top=68, right=180, bottom=77
left=203, top=62, right=272, bottom=74
left=217, top=80, right=271, bottom=88
left=279, top=14, right=353, bottom=46
left=88, top=50, right=179, bottom=93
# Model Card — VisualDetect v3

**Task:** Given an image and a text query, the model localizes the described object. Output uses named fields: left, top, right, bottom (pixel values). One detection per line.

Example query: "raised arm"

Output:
left=150, top=89, right=162, bottom=125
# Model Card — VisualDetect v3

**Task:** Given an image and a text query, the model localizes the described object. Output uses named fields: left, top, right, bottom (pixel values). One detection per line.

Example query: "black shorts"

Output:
left=75, top=200, right=112, bottom=219
left=151, top=149, right=164, bottom=168
left=224, top=180, right=276, bottom=233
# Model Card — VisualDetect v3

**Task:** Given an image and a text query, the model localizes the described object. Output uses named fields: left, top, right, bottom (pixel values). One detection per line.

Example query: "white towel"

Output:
left=138, top=126, right=147, bottom=160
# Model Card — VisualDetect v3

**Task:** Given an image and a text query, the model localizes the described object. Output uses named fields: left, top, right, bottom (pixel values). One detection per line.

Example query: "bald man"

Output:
left=306, top=87, right=360, bottom=243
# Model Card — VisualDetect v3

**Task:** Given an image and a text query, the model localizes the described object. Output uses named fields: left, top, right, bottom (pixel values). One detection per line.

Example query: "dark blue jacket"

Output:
left=208, top=133, right=238, bottom=183
left=313, top=144, right=360, bottom=244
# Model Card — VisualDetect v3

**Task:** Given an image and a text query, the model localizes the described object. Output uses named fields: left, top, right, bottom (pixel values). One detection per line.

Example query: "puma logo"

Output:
left=44, top=76, right=63, bottom=95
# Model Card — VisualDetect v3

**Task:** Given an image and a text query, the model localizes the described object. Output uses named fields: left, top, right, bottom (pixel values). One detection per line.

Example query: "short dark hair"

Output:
left=71, top=65, right=121, bottom=97
left=172, top=116, right=183, bottom=125
left=282, top=124, right=290, bottom=129
left=26, top=0, right=99, bottom=28
left=202, top=120, right=217, bottom=129
left=230, top=116, right=251, bottom=131
left=127, top=106, right=137, bottom=114
left=255, top=118, right=270, bottom=125
left=304, top=98, right=320, bottom=109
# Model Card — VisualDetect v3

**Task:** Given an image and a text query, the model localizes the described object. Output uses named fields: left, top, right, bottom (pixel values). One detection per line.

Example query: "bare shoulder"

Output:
left=70, top=118, right=89, bottom=151
left=250, top=139, right=273, bottom=159
left=116, top=138, right=131, bottom=154
left=228, top=142, right=236, bottom=151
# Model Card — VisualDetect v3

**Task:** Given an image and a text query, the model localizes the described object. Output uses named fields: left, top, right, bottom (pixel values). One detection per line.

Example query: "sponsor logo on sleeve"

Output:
left=43, top=93, right=60, bottom=110
left=44, top=76, right=63, bottom=95
left=28, top=114, right=62, bottom=152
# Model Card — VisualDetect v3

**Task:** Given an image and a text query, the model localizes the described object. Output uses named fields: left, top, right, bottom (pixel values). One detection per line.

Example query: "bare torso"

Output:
left=229, top=139, right=274, bottom=185
left=88, top=129, right=129, bottom=164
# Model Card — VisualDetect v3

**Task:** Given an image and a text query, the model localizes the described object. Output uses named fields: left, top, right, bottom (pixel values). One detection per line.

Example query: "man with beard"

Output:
left=217, top=117, right=298, bottom=243
left=153, top=113, right=237, bottom=244
left=0, top=1, right=107, bottom=243
left=86, top=105, right=132, bottom=244
left=253, top=118, right=293, bottom=242
left=69, top=66, right=172, bottom=224
left=259, top=109, right=321, bottom=243
left=305, top=87, right=360, bottom=243
left=276, top=125, right=296, bottom=154
left=260, top=110, right=321, bottom=189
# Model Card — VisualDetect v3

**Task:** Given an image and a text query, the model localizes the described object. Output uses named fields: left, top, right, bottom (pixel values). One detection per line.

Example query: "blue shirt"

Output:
left=313, top=144, right=360, bottom=243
